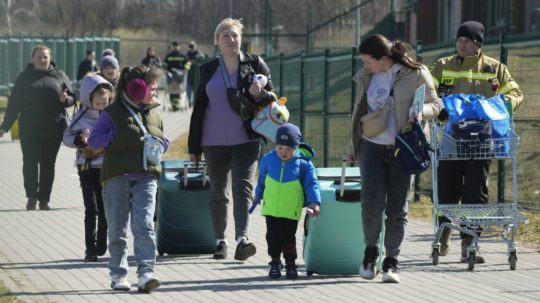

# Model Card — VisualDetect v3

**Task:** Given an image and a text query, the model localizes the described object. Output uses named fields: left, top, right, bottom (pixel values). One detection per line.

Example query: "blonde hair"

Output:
left=214, top=18, right=244, bottom=45
left=32, top=44, right=52, bottom=57
left=91, top=85, right=113, bottom=103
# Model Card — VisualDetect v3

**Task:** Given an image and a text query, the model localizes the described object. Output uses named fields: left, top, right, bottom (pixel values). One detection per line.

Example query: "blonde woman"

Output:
left=0, top=44, right=75, bottom=211
left=188, top=18, right=276, bottom=261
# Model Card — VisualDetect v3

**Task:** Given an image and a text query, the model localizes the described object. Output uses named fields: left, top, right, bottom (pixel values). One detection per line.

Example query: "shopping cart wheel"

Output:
left=432, top=248, right=439, bottom=265
left=467, top=252, right=476, bottom=271
left=158, top=250, right=164, bottom=256
left=306, top=271, right=314, bottom=277
left=509, top=251, right=517, bottom=270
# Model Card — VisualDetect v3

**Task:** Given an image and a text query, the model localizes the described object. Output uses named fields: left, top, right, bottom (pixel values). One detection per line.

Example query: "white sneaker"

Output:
left=138, top=273, right=160, bottom=293
left=359, top=262, right=377, bottom=280
left=382, top=257, right=400, bottom=283
left=111, top=276, right=131, bottom=291
left=382, top=268, right=400, bottom=283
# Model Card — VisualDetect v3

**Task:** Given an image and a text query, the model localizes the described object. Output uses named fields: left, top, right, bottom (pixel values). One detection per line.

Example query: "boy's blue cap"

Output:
left=276, top=123, right=302, bottom=149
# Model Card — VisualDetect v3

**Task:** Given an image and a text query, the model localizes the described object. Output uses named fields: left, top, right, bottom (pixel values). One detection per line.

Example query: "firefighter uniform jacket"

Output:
left=430, top=51, right=523, bottom=112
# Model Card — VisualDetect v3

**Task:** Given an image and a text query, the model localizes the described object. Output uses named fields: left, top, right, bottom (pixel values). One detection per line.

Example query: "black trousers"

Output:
left=78, top=167, right=107, bottom=255
left=19, top=130, right=62, bottom=202
left=437, top=159, right=490, bottom=238
left=265, top=216, right=298, bottom=261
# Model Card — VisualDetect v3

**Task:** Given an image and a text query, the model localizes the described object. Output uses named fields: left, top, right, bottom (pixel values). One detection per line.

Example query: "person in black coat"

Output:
left=77, top=50, right=98, bottom=81
left=0, top=45, right=75, bottom=210
left=141, top=46, right=161, bottom=69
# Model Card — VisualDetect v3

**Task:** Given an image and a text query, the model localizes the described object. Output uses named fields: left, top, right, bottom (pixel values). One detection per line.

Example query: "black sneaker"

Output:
left=234, top=240, right=256, bottom=261
left=382, top=257, right=400, bottom=283
left=268, top=260, right=282, bottom=279
left=285, top=262, right=298, bottom=280
left=84, top=254, right=98, bottom=262
left=213, top=241, right=227, bottom=259
left=359, top=246, right=379, bottom=280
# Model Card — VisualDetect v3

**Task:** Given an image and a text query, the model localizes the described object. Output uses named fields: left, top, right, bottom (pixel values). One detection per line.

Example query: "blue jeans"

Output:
left=359, top=140, right=411, bottom=258
left=102, top=175, right=158, bottom=278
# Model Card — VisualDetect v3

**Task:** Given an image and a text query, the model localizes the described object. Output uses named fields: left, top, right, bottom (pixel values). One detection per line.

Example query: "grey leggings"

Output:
left=203, top=141, right=260, bottom=240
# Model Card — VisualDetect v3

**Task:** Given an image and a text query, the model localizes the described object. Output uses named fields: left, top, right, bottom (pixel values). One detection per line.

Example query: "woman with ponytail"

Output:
left=346, top=34, right=442, bottom=283
left=88, top=65, right=166, bottom=293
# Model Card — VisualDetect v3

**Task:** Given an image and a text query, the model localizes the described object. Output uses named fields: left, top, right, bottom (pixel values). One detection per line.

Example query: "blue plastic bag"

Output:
left=443, top=94, right=511, bottom=156
left=443, top=94, right=510, bottom=138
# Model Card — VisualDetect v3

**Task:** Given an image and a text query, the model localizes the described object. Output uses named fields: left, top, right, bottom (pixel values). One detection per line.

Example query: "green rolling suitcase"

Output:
left=303, top=160, right=384, bottom=276
left=156, top=160, right=214, bottom=255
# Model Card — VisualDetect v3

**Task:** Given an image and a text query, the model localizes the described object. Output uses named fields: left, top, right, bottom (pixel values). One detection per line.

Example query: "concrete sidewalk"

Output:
left=1, top=108, right=540, bottom=302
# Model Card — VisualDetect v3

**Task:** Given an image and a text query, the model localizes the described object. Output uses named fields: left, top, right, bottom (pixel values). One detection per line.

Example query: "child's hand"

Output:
left=82, top=128, right=90, bottom=139
left=248, top=197, right=261, bottom=214
left=307, top=203, right=320, bottom=217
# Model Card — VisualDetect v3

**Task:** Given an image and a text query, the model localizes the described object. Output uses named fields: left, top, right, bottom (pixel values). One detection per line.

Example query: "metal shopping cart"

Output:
left=430, top=121, right=529, bottom=270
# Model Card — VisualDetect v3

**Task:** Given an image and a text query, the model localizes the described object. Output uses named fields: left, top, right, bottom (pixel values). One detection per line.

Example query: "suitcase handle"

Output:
left=182, top=160, right=208, bottom=187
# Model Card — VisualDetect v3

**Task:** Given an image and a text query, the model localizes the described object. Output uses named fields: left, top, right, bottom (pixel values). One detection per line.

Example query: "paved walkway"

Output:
left=1, top=108, right=539, bottom=303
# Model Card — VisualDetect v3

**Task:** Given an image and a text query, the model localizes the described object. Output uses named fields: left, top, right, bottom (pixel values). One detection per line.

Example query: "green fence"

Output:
left=0, top=35, right=120, bottom=95
left=266, top=48, right=361, bottom=168
left=266, top=35, right=540, bottom=211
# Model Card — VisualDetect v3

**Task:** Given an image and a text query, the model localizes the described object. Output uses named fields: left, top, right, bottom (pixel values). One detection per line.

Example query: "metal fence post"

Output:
left=498, top=33, right=507, bottom=203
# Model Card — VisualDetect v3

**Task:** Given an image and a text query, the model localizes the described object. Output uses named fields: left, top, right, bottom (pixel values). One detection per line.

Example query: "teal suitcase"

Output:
left=303, top=160, right=384, bottom=276
left=156, top=160, right=214, bottom=255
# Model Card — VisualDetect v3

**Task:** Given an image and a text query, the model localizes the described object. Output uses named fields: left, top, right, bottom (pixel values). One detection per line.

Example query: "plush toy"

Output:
left=251, top=74, right=290, bottom=142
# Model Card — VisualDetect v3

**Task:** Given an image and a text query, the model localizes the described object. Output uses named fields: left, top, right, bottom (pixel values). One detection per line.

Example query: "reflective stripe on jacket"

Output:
left=430, top=51, right=523, bottom=112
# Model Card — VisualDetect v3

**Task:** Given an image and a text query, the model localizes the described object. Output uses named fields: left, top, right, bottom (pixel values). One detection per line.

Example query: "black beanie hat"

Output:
left=456, top=21, right=485, bottom=46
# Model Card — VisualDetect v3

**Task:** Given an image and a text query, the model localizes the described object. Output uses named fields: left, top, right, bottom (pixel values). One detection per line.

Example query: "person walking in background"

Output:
left=63, top=75, right=113, bottom=262
left=88, top=65, right=166, bottom=293
left=0, top=45, right=75, bottom=211
left=188, top=18, right=276, bottom=261
left=142, top=46, right=162, bottom=69
left=254, top=124, right=321, bottom=279
left=347, top=34, right=442, bottom=283
left=186, top=41, right=205, bottom=107
left=430, top=21, right=523, bottom=264
left=163, top=41, right=189, bottom=111
left=99, top=55, right=120, bottom=87
left=77, top=50, right=98, bottom=81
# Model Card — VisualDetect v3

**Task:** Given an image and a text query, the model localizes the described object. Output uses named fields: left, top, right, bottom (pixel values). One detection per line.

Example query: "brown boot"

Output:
left=26, top=198, right=37, bottom=210
left=38, top=200, right=50, bottom=210
left=460, top=237, right=485, bottom=263
left=439, top=228, right=451, bottom=256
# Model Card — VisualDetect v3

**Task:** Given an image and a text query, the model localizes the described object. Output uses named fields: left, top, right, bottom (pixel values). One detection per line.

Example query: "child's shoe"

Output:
left=138, top=272, right=160, bottom=293
left=285, top=261, right=298, bottom=280
left=268, top=260, right=282, bottom=279
left=111, top=276, right=131, bottom=291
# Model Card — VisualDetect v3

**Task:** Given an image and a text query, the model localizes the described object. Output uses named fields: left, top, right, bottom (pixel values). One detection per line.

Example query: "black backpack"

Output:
left=395, top=121, right=432, bottom=175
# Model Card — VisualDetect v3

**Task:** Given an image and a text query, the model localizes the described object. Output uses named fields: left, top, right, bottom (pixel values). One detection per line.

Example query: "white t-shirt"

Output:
left=363, top=63, right=403, bottom=145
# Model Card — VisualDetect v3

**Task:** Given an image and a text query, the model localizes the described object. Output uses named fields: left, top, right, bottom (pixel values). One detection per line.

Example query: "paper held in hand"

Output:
left=412, top=84, right=425, bottom=117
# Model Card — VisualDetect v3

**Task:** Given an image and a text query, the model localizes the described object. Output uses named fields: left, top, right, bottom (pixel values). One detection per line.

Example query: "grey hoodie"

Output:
left=63, top=75, right=113, bottom=167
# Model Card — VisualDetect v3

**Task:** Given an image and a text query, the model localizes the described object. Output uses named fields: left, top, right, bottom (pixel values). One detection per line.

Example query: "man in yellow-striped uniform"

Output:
left=430, top=21, right=523, bottom=264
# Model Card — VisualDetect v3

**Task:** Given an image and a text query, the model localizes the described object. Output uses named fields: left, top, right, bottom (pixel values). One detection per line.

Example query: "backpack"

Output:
left=394, top=121, right=432, bottom=174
